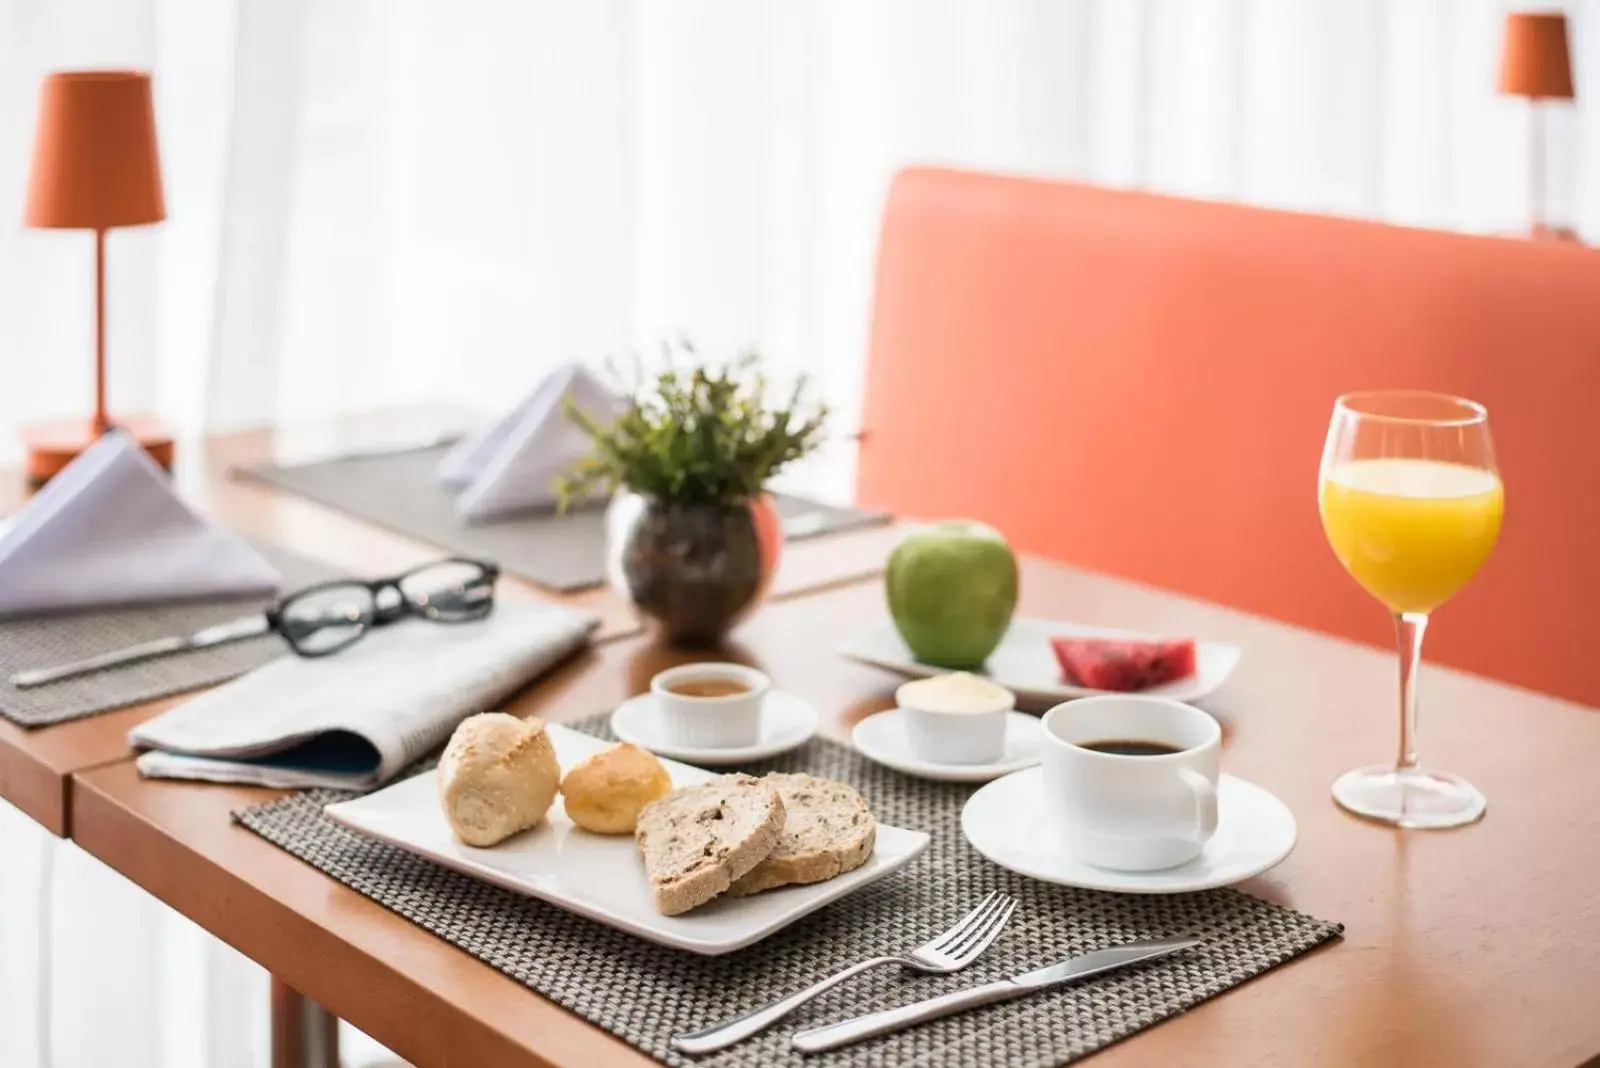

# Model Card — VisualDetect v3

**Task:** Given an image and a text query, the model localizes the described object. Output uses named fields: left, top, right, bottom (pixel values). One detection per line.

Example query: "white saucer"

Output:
left=610, top=689, right=819, bottom=765
left=851, top=709, right=1045, bottom=783
left=962, top=768, right=1297, bottom=893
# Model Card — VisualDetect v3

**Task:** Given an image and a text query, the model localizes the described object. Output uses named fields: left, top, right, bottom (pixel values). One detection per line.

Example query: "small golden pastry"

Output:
left=560, top=743, right=672, bottom=834
left=437, top=713, right=560, bottom=847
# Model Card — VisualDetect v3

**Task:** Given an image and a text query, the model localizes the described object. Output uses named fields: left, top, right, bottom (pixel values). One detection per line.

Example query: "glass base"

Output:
left=1332, top=765, right=1486, bottom=829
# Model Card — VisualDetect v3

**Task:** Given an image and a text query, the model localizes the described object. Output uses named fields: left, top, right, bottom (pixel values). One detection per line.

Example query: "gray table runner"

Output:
left=237, top=714, right=1340, bottom=1067
left=0, top=545, right=344, bottom=728
left=232, top=443, right=889, bottom=593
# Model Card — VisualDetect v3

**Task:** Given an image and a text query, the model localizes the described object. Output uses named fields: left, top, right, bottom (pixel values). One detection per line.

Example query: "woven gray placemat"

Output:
left=0, top=544, right=344, bottom=728
left=232, top=442, right=890, bottom=594
left=236, top=714, right=1341, bottom=1067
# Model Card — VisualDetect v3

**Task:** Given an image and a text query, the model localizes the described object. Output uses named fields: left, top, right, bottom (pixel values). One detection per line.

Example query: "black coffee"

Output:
left=1080, top=739, right=1185, bottom=757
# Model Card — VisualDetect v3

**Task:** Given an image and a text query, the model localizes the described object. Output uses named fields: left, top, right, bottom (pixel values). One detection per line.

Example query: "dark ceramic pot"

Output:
left=605, top=491, right=782, bottom=645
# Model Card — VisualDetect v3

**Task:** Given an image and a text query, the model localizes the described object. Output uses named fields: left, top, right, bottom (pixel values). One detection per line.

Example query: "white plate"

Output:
left=611, top=689, right=819, bottom=765
left=851, top=709, right=1045, bottom=783
left=325, top=725, right=929, bottom=955
left=961, top=768, right=1296, bottom=894
left=841, top=617, right=1242, bottom=706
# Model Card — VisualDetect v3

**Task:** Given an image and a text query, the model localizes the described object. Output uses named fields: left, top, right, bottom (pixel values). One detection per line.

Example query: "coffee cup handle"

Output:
left=1178, top=768, right=1219, bottom=844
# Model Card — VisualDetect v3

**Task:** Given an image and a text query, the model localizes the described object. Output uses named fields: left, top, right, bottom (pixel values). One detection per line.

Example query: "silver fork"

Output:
left=671, top=890, right=1019, bottom=1055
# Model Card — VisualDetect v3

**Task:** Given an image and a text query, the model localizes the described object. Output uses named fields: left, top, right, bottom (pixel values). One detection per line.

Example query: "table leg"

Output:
left=271, top=977, right=341, bottom=1068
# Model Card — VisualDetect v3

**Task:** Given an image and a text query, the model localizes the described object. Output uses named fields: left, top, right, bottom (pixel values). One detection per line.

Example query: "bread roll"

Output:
left=559, top=743, right=672, bottom=835
left=437, top=713, right=559, bottom=846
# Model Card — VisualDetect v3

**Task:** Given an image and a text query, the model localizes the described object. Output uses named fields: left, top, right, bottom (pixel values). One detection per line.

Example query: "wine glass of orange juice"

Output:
left=1318, top=391, right=1503, bottom=828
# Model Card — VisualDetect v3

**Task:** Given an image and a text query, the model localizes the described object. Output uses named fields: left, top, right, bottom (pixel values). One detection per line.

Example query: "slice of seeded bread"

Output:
left=728, top=774, right=876, bottom=897
left=635, top=774, right=786, bottom=916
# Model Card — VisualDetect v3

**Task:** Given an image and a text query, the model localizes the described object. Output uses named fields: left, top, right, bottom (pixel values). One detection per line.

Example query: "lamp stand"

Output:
left=22, top=227, right=175, bottom=487
left=93, top=226, right=109, bottom=435
left=1528, top=99, right=1579, bottom=243
left=1531, top=99, right=1546, bottom=236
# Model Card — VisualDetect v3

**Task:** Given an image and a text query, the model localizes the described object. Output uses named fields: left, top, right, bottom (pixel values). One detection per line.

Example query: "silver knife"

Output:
left=790, top=937, right=1200, bottom=1054
left=9, top=614, right=272, bottom=689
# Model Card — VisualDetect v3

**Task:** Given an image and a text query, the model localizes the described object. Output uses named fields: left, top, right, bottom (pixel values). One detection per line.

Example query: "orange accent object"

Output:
left=858, top=168, right=1600, bottom=707
left=1498, top=12, right=1574, bottom=100
left=22, top=70, right=170, bottom=481
left=25, top=71, right=165, bottom=229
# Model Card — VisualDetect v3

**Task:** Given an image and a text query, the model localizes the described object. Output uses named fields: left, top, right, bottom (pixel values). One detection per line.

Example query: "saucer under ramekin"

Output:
left=852, top=709, right=1044, bottom=783
left=611, top=689, right=819, bottom=766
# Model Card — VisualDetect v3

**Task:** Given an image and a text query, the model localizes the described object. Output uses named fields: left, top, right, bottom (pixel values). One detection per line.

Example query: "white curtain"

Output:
left=1, top=3, right=1595, bottom=1066
left=204, top=0, right=1597, bottom=475
left=2, top=0, right=1594, bottom=463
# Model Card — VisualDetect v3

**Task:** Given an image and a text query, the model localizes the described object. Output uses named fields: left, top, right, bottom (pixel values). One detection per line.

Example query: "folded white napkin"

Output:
left=438, top=362, right=624, bottom=522
left=131, top=600, right=598, bottom=790
left=0, top=430, right=280, bottom=618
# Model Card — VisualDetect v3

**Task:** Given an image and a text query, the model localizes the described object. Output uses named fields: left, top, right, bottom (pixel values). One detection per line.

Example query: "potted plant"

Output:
left=558, top=345, right=829, bottom=644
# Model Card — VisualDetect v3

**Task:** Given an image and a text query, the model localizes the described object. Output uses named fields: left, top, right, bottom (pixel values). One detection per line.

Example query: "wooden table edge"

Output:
left=70, top=762, right=660, bottom=1068
left=0, top=726, right=71, bottom=835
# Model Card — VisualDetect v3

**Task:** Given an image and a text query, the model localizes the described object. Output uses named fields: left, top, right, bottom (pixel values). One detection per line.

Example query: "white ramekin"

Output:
left=897, top=676, right=1014, bottom=765
left=651, top=662, right=770, bottom=749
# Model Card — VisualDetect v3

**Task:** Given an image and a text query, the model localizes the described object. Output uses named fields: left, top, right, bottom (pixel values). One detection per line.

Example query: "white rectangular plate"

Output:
left=840, top=617, right=1242, bottom=707
left=324, top=725, right=930, bottom=955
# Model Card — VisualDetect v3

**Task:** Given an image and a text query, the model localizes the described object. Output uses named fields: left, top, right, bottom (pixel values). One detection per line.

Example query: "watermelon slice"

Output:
left=1050, top=636, right=1198, bottom=692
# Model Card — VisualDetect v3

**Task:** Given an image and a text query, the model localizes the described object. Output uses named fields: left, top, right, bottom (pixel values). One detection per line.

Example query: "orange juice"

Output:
left=1319, top=459, right=1504, bottom=614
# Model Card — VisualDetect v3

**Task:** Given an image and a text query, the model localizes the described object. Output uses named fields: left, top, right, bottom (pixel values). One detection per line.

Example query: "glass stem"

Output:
left=1394, top=612, right=1428, bottom=773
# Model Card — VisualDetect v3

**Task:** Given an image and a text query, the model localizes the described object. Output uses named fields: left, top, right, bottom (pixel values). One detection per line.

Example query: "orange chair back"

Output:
left=858, top=167, right=1600, bottom=706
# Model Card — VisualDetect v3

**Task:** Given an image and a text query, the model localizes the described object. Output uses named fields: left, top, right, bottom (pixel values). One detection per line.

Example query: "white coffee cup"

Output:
left=1040, top=695, right=1221, bottom=872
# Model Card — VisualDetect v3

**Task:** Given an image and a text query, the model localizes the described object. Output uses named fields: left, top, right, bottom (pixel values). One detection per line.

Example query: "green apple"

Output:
left=886, top=521, right=1019, bottom=668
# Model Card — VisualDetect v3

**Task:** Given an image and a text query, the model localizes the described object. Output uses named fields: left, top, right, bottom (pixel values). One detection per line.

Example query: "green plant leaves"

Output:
left=556, top=345, right=829, bottom=509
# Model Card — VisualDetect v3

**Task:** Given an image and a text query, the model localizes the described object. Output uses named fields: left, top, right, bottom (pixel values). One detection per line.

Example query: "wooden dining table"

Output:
left=6, top=418, right=1600, bottom=1067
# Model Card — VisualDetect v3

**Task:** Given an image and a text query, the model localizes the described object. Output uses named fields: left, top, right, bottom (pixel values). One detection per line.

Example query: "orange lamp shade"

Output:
left=25, top=70, right=165, bottom=230
left=1498, top=12, right=1575, bottom=100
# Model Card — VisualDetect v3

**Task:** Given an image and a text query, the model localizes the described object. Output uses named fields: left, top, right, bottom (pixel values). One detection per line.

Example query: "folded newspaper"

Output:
left=130, top=600, right=598, bottom=791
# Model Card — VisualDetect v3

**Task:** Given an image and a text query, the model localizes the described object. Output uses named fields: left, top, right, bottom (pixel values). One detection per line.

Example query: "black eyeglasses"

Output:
left=265, top=558, right=500, bottom=657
